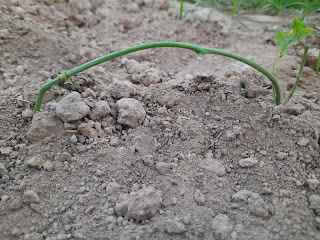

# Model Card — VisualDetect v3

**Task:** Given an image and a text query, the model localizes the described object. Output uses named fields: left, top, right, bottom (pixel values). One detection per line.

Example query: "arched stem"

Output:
left=34, top=42, right=281, bottom=112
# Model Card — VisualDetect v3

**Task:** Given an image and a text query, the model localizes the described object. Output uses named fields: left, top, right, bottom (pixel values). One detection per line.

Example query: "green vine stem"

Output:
left=34, top=42, right=281, bottom=112
left=272, top=47, right=281, bottom=103
left=316, top=49, right=320, bottom=75
left=283, top=43, right=309, bottom=105
left=179, top=0, right=184, bottom=20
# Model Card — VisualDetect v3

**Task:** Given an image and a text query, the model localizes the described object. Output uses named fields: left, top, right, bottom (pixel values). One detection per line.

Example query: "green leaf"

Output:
left=275, top=17, right=312, bottom=58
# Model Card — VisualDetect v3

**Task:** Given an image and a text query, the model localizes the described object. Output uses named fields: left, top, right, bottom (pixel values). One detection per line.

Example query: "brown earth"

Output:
left=0, top=0, right=320, bottom=240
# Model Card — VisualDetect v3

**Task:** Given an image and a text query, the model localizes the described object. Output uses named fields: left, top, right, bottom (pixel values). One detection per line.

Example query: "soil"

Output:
left=1, top=0, right=320, bottom=240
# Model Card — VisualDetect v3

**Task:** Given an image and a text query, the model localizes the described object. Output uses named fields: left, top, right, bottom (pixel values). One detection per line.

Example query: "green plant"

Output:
left=273, top=17, right=315, bottom=104
left=232, top=0, right=243, bottom=16
left=179, top=0, right=184, bottom=20
left=152, top=0, right=185, bottom=20
left=314, top=26, right=320, bottom=75
left=317, top=49, right=320, bottom=74
left=186, top=0, right=320, bottom=17
left=34, top=42, right=281, bottom=112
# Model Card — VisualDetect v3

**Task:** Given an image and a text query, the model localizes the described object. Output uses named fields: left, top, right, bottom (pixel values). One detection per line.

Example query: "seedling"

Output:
left=317, top=50, right=320, bottom=74
left=34, top=42, right=281, bottom=112
left=189, top=0, right=320, bottom=16
left=314, top=26, right=320, bottom=75
left=152, top=0, right=184, bottom=19
left=179, top=0, right=184, bottom=20
left=232, top=0, right=243, bottom=16
left=274, top=17, right=314, bottom=104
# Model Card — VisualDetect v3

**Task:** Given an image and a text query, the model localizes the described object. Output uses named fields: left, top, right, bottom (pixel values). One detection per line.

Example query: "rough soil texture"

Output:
left=1, top=0, right=320, bottom=239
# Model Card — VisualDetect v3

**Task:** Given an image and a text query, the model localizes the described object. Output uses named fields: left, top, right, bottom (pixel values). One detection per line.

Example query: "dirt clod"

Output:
left=309, top=195, right=320, bottom=215
left=26, top=157, right=45, bottom=169
left=27, top=112, right=64, bottom=142
left=239, top=157, right=259, bottom=168
left=23, top=190, right=40, bottom=204
left=115, top=186, right=162, bottom=221
left=55, top=91, right=90, bottom=122
left=211, top=214, right=234, bottom=240
left=116, top=98, right=146, bottom=128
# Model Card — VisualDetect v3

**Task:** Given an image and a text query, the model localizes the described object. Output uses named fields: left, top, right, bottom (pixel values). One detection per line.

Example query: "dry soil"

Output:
left=0, top=1, right=320, bottom=240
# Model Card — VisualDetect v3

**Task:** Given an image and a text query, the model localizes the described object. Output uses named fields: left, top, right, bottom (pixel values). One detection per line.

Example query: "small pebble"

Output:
left=85, top=205, right=95, bottom=215
left=106, top=182, right=121, bottom=195
left=95, top=122, right=102, bottom=131
left=0, top=147, right=12, bottom=156
left=2, top=174, right=10, bottom=183
left=60, top=152, right=72, bottom=161
left=109, top=136, right=120, bottom=147
left=164, top=210, right=175, bottom=218
left=64, top=225, right=72, bottom=231
left=162, top=120, right=171, bottom=128
left=232, top=126, right=242, bottom=135
left=22, top=109, right=33, bottom=119
left=159, top=1, right=170, bottom=11
left=216, top=166, right=226, bottom=177
left=70, top=135, right=78, bottom=143
left=16, top=65, right=24, bottom=76
left=193, top=107, right=206, bottom=119
left=55, top=92, right=90, bottom=122
left=260, top=150, right=267, bottom=156
left=42, top=136, right=53, bottom=144
left=284, top=104, right=305, bottom=115
left=1, top=195, right=9, bottom=203
left=0, top=189, right=7, bottom=198
left=211, top=214, right=234, bottom=239
left=231, top=203, right=239, bottom=209
left=26, top=157, right=45, bottom=169
left=309, top=195, right=320, bottom=215
left=279, top=189, right=290, bottom=198
left=43, top=161, right=54, bottom=171
left=239, top=157, right=258, bottom=168
left=297, top=138, right=310, bottom=147
left=226, top=130, right=236, bottom=141
left=11, top=227, right=21, bottom=237
left=277, top=152, right=288, bottom=160
left=23, top=190, right=41, bottom=204
left=164, top=218, right=186, bottom=234
left=172, top=197, right=178, bottom=205
left=306, top=179, right=319, bottom=190
left=272, top=115, right=280, bottom=121
left=79, top=123, right=98, bottom=138
left=194, top=190, right=205, bottom=206
left=107, top=207, right=114, bottom=215
left=0, top=29, right=10, bottom=39
left=143, top=155, right=154, bottom=166
left=155, top=162, right=171, bottom=174
left=116, top=98, right=146, bottom=128
left=0, top=163, right=8, bottom=176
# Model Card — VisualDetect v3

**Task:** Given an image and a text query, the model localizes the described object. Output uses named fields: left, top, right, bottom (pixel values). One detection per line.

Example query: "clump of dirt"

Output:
left=0, top=0, right=320, bottom=239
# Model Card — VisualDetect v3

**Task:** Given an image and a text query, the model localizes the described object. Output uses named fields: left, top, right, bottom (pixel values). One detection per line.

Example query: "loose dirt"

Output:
left=1, top=0, right=320, bottom=239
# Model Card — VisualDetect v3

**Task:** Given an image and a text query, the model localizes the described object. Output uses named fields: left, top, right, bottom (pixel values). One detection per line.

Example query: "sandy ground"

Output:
left=0, top=0, right=320, bottom=239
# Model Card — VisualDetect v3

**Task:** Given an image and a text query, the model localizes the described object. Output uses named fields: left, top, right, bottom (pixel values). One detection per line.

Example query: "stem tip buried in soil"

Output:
left=34, top=42, right=281, bottom=112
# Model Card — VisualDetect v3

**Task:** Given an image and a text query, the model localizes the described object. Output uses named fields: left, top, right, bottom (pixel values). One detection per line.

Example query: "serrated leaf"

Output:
left=275, top=17, right=312, bottom=58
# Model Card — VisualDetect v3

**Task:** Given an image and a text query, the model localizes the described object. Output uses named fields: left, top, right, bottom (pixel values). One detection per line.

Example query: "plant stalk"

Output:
left=283, top=45, right=309, bottom=105
left=232, top=0, right=243, bottom=17
left=316, top=49, right=320, bottom=75
left=272, top=47, right=281, bottom=103
left=179, top=0, right=184, bottom=20
left=34, top=42, right=281, bottom=112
